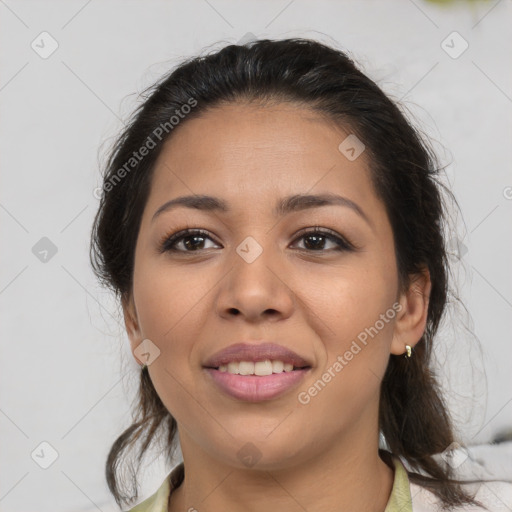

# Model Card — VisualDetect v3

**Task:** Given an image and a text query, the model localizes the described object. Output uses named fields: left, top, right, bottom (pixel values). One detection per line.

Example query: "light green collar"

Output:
left=384, top=454, right=413, bottom=512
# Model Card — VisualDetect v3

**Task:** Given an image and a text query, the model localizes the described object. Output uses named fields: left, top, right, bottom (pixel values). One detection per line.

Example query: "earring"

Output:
left=405, top=345, right=412, bottom=358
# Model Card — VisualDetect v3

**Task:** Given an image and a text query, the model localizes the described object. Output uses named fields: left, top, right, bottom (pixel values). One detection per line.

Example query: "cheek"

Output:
left=131, top=261, right=213, bottom=424
left=297, top=269, right=396, bottom=428
left=132, top=258, right=214, bottom=340
left=298, top=257, right=398, bottom=407
left=301, top=258, right=397, bottom=340
left=130, top=259, right=215, bottom=419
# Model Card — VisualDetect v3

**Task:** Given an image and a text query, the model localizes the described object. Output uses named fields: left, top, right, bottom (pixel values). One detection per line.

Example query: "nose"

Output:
left=214, top=245, right=295, bottom=323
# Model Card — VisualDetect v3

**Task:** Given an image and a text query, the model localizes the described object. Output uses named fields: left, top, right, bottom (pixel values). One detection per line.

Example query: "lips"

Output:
left=203, top=342, right=312, bottom=369
left=203, top=342, right=312, bottom=402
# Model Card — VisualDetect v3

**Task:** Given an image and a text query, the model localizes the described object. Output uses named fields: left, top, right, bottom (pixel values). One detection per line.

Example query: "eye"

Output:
left=158, top=228, right=220, bottom=253
left=158, top=226, right=354, bottom=254
left=291, top=227, right=354, bottom=252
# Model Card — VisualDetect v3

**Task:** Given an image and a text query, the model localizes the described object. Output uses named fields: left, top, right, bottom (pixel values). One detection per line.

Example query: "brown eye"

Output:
left=159, top=227, right=354, bottom=254
left=291, top=228, right=354, bottom=252
left=159, top=229, right=220, bottom=253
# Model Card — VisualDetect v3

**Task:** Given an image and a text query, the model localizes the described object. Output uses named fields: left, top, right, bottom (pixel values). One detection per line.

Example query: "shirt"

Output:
left=127, top=452, right=413, bottom=512
left=126, top=451, right=512, bottom=511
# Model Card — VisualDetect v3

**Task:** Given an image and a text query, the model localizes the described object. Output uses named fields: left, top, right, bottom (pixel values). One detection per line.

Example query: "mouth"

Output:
left=205, top=360, right=311, bottom=375
left=203, top=366, right=311, bottom=402
left=203, top=342, right=312, bottom=402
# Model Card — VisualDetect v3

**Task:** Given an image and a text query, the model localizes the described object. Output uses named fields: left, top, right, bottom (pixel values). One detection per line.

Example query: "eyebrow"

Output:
left=151, top=193, right=372, bottom=228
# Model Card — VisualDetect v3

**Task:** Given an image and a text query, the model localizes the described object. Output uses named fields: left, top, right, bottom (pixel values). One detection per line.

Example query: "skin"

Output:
left=123, top=101, right=431, bottom=512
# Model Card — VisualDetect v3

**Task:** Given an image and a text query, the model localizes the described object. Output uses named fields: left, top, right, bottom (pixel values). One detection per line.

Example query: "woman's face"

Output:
left=123, top=102, right=426, bottom=469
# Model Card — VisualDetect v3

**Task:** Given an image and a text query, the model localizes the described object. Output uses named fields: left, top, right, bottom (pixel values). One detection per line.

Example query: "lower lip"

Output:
left=204, top=368, right=310, bottom=402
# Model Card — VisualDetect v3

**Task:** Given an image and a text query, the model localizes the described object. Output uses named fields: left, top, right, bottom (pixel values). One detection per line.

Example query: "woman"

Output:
left=90, top=38, right=510, bottom=511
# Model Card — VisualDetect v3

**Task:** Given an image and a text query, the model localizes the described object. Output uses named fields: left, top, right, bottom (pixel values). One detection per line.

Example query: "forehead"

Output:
left=146, top=102, right=380, bottom=218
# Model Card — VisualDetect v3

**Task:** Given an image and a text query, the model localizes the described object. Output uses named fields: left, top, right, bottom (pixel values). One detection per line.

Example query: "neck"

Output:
left=169, top=411, right=394, bottom=512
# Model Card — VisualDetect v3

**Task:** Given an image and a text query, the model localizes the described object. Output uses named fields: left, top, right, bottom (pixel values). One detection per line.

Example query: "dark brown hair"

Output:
left=90, top=38, right=484, bottom=510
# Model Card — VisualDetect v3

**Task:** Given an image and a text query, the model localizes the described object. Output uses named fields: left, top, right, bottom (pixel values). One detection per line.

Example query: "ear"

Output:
left=121, top=293, right=143, bottom=362
left=390, top=267, right=432, bottom=356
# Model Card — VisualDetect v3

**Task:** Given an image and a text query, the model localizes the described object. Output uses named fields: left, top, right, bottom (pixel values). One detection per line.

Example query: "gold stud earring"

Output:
left=405, top=345, right=412, bottom=358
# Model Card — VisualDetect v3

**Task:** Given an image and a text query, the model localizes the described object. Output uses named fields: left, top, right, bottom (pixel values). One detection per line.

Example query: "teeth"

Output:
left=272, top=360, right=284, bottom=373
left=254, top=360, right=273, bottom=376
left=239, top=361, right=254, bottom=375
left=227, top=362, right=239, bottom=374
left=217, top=360, right=300, bottom=376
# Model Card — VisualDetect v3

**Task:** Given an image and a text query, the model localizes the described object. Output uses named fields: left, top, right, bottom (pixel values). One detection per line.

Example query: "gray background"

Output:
left=1, top=1, right=511, bottom=511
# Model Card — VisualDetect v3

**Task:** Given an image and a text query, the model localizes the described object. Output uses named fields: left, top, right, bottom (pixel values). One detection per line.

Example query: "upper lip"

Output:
left=203, top=342, right=312, bottom=368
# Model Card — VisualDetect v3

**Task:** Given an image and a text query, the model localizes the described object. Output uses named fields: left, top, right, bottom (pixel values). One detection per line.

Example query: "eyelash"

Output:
left=158, top=226, right=356, bottom=254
